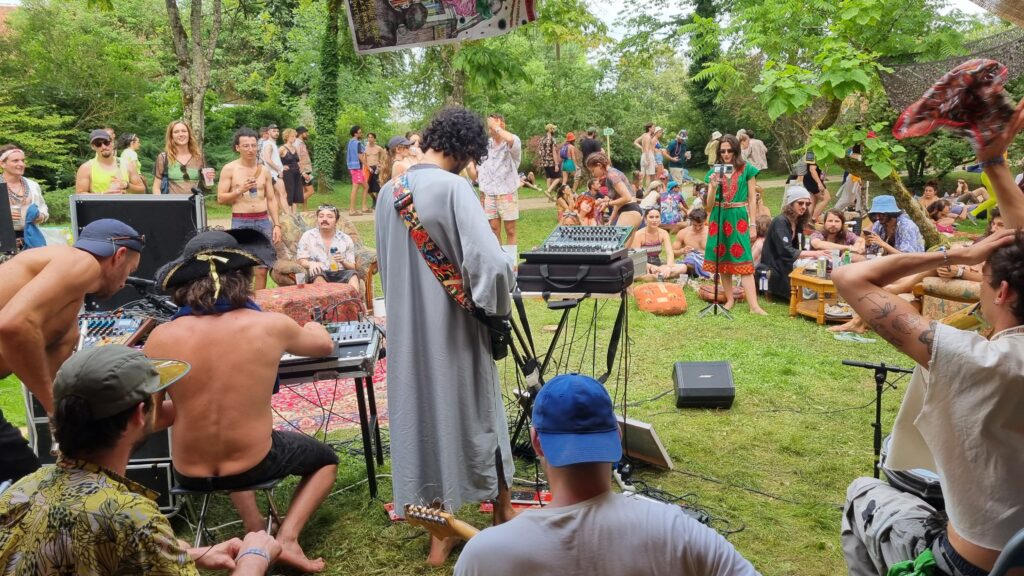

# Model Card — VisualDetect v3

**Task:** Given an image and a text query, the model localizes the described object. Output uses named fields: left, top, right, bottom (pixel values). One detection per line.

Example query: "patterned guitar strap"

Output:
left=392, top=174, right=475, bottom=315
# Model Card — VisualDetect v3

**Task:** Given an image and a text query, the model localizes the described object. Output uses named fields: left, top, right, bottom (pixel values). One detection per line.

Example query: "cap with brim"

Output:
left=532, top=374, right=621, bottom=467
left=667, top=181, right=680, bottom=191
left=89, top=129, right=112, bottom=144
left=267, top=123, right=279, bottom=129
left=566, top=132, right=576, bottom=142
left=387, top=136, right=413, bottom=151
left=156, top=228, right=276, bottom=292
left=711, top=131, right=722, bottom=140
left=74, top=218, right=144, bottom=257
left=54, top=345, right=190, bottom=420
left=867, top=195, right=901, bottom=215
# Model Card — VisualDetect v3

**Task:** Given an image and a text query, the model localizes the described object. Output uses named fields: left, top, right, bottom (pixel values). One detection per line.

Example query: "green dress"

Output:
left=703, top=163, right=758, bottom=276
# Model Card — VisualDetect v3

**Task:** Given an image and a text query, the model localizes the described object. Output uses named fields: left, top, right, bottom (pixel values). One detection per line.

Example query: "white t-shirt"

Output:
left=478, top=135, right=522, bottom=197
left=454, top=491, right=759, bottom=576
left=888, top=323, right=1024, bottom=551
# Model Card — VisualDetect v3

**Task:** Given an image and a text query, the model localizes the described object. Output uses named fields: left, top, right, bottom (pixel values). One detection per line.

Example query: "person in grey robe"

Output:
left=375, top=106, right=516, bottom=566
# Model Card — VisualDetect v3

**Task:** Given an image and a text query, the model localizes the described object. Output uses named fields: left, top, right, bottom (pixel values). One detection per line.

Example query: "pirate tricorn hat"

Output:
left=156, top=229, right=276, bottom=295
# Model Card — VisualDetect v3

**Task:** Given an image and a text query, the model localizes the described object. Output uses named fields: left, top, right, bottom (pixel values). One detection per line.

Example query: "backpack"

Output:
left=559, top=143, right=571, bottom=160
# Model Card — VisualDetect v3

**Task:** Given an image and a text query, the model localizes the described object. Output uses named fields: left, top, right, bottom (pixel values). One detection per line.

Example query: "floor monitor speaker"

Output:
left=0, top=183, right=17, bottom=255
left=70, top=194, right=207, bottom=311
left=672, top=361, right=734, bottom=409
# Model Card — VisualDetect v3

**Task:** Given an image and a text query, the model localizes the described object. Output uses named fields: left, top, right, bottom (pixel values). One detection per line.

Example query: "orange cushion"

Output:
left=634, top=282, right=688, bottom=316
left=698, top=284, right=745, bottom=303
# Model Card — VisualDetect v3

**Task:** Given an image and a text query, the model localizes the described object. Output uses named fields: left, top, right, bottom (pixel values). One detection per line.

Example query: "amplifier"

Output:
left=0, top=182, right=15, bottom=254
left=521, top=225, right=633, bottom=264
left=672, top=361, right=735, bottom=409
left=125, top=461, right=178, bottom=515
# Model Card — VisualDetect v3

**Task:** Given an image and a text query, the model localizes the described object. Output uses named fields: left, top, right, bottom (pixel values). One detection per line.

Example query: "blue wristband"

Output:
left=235, top=547, right=270, bottom=564
left=979, top=156, right=1005, bottom=167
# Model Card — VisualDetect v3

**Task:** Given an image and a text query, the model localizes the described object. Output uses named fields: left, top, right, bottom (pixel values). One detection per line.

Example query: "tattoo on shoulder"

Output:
left=918, top=321, right=938, bottom=356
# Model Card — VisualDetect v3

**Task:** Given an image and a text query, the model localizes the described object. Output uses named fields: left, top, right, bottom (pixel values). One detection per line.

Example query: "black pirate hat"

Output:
left=156, top=229, right=276, bottom=293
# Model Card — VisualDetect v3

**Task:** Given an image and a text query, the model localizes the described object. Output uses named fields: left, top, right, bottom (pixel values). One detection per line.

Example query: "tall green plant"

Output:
left=311, top=0, right=342, bottom=194
left=0, top=95, right=75, bottom=185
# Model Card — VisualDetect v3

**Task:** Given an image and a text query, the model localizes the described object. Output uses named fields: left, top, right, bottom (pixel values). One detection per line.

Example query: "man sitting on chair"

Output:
left=0, top=345, right=281, bottom=575
left=144, top=229, right=337, bottom=573
left=295, top=205, right=360, bottom=290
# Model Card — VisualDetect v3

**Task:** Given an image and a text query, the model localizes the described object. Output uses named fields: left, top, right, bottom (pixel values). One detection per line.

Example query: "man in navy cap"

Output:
left=454, top=374, right=759, bottom=576
left=0, top=218, right=143, bottom=483
left=75, top=129, right=145, bottom=194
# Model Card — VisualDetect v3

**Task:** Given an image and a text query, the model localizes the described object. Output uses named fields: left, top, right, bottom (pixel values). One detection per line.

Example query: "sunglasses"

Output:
left=719, top=148, right=734, bottom=154
left=795, top=201, right=812, bottom=207
left=110, top=234, right=147, bottom=249
left=318, top=204, right=338, bottom=211
left=92, top=140, right=112, bottom=147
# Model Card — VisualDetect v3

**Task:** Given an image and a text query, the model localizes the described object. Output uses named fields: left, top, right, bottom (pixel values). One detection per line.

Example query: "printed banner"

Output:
left=346, top=0, right=537, bottom=54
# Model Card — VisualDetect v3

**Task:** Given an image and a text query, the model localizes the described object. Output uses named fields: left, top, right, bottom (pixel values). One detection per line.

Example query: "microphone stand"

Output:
left=842, top=359, right=914, bottom=478
left=699, top=168, right=732, bottom=319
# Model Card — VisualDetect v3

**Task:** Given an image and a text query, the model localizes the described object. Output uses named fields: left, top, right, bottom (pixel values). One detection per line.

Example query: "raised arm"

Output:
left=978, top=98, right=1024, bottom=228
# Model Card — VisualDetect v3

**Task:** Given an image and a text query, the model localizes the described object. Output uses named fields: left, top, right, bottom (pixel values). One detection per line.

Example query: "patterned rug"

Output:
left=271, top=358, right=389, bottom=435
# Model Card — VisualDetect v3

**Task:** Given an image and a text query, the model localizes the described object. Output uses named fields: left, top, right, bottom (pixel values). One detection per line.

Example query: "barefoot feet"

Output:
left=278, top=539, right=326, bottom=573
left=426, top=535, right=461, bottom=567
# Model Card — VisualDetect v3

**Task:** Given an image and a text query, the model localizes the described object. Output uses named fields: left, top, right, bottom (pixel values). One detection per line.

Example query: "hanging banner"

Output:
left=346, top=0, right=537, bottom=55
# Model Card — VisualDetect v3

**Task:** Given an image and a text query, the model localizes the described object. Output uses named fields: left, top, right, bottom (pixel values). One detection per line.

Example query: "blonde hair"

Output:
left=282, top=128, right=297, bottom=141
left=163, top=121, right=202, bottom=168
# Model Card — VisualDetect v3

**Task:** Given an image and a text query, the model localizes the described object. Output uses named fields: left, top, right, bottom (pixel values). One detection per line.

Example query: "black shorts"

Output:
left=174, top=430, right=338, bottom=491
left=544, top=166, right=559, bottom=179
left=619, top=202, right=642, bottom=215
left=312, top=269, right=358, bottom=284
left=0, top=409, right=40, bottom=484
left=368, top=168, right=381, bottom=194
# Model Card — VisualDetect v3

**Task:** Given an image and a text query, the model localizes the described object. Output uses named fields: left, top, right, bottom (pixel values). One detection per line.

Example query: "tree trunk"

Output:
left=313, top=0, right=342, bottom=194
left=165, top=0, right=222, bottom=155
left=836, top=157, right=947, bottom=249
left=814, top=97, right=843, bottom=131
left=440, top=45, right=465, bottom=106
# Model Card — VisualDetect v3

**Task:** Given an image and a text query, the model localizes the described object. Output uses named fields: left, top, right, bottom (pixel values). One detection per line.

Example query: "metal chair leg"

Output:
left=193, top=493, right=212, bottom=548
left=265, top=487, right=282, bottom=535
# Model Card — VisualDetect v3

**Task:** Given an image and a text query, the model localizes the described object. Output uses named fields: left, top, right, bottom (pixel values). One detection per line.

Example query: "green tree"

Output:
left=0, top=95, right=76, bottom=184
left=311, top=0, right=342, bottom=193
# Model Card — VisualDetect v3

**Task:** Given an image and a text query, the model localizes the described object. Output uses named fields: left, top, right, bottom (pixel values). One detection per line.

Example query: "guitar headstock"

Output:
left=404, top=504, right=479, bottom=541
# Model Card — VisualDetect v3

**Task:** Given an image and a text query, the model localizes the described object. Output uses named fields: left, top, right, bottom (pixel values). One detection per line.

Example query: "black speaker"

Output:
left=70, top=194, right=207, bottom=311
left=125, top=461, right=177, bottom=514
left=672, top=361, right=734, bottom=409
left=0, top=182, right=17, bottom=254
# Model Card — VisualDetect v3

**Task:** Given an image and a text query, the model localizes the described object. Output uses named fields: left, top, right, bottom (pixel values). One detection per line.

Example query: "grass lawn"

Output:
left=1, top=179, right=993, bottom=575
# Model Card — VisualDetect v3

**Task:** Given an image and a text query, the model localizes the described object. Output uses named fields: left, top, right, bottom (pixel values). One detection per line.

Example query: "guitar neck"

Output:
left=404, top=505, right=480, bottom=541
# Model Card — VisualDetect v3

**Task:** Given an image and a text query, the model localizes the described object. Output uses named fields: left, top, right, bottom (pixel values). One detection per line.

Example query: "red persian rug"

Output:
left=271, top=358, right=389, bottom=435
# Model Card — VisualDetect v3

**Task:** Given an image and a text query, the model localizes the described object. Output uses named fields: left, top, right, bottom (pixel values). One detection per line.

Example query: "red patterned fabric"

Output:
left=272, top=359, right=388, bottom=433
left=634, top=283, right=687, bottom=316
left=893, top=59, right=1017, bottom=152
left=254, top=283, right=363, bottom=325
left=698, top=284, right=746, bottom=303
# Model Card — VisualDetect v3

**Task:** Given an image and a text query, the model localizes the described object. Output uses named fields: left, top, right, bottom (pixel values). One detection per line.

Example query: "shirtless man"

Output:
left=633, top=122, right=657, bottom=190
left=145, top=229, right=337, bottom=573
left=671, top=208, right=710, bottom=278
left=218, top=127, right=282, bottom=290
left=0, top=219, right=143, bottom=482
left=364, top=132, right=387, bottom=205
left=75, top=129, right=145, bottom=194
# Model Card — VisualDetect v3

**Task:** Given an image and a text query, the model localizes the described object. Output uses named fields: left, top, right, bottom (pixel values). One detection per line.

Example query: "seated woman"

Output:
left=658, top=181, right=688, bottom=233
left=758, top=187, right=829, bottom=301
left=575, top=195, right=600, bottom=226
left=810, top=209, right=866, bottom=261
left=630, top=207, right=675, bottom=281
left=927, top=199, right=957, bottom=235
left=555, top=185, right=579, bottom=225
left=751, top=215, right=772, bottom=267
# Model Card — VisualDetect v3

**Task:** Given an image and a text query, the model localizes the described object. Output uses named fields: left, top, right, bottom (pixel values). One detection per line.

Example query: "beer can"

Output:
left=816, top=256, right=828, bottom=278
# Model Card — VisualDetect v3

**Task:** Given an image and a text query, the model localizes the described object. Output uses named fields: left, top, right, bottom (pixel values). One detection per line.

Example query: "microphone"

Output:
left=126, top=276, right=157, bottom=290
left=841, top=359, right=914, bottom=374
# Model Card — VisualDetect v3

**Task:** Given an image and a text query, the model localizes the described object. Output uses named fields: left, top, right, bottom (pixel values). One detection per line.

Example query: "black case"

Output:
left=516, top=258, right=634, bottom=294
left=672, top=361, right=735, bottom=409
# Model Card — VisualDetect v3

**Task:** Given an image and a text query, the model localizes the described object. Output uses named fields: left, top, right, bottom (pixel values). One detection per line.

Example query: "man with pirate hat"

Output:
left=143, top=228, right=337, bottom=573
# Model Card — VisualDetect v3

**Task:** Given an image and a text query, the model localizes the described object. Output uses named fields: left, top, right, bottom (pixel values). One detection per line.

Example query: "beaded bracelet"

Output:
left=235, top=547, right=270, bottom=564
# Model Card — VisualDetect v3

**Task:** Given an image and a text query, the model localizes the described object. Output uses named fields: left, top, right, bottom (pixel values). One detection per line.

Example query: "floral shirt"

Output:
left=538, top=135, right=556, bottom=168
left=478, top=135, right=522, bottom=197
left=870, top=213, right=925, bottom=254
left=659, top=190, right=686, bottom=225
left=0, top=458, right=196, bottom=575
left=296, top=228, right=356, bottom=266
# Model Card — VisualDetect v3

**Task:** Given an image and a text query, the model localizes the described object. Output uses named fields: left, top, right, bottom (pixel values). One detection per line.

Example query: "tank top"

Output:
left=89, top=158, right=127, bottom=194
left=641, top=229, right=663, bottom=265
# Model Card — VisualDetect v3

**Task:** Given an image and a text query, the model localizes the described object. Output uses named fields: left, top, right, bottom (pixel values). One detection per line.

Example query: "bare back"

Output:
left=144, top=309, right=332, bottom=476
left=0, top=246, right=103, bottom=377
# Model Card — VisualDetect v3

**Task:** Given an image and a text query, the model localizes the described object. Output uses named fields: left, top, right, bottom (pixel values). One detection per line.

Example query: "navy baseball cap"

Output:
left=89, top=129, right=112, bottom=144
left=74, top=219, right=145, bottom=257
left=532, top=374, right=621, bottom=467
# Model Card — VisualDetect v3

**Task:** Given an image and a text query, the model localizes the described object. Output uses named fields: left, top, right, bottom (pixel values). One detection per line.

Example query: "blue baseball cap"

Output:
left=74, top=219, right=145, bottom=257
left=532, top=374, right=621, bottom=467
left=868, top=195, right=901, bottom=215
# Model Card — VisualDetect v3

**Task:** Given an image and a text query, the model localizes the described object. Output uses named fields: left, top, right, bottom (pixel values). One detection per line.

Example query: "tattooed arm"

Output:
left=832, top=229, right=1019, bottom=367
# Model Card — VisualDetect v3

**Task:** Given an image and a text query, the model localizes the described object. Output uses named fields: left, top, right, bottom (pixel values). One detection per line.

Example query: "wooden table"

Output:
left=789, top=267, right=841, bottom=325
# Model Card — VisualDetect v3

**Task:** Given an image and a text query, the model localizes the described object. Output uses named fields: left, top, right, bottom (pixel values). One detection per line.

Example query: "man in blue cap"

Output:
left=0, top=217, right=143, bottom=483
left=454, top=374, right=759, bottom=576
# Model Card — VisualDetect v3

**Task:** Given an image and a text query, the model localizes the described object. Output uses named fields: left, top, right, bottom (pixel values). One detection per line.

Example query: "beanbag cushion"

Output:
left=634, top=282, right=688, bottom=315
left=698, top=284, right=745, bottom=304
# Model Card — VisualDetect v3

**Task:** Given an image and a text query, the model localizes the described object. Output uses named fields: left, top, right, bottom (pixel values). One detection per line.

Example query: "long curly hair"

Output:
left=163, top=120, right=202, bottom=167
left=420, top=107, right=489, bottom=167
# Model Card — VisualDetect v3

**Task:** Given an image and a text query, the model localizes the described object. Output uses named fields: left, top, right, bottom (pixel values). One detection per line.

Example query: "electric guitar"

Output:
left=404, top=504, right=479, bottom=541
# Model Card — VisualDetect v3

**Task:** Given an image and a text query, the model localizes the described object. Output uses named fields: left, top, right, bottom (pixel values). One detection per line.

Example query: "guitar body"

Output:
left=404, top=504, right=480, bottom=541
